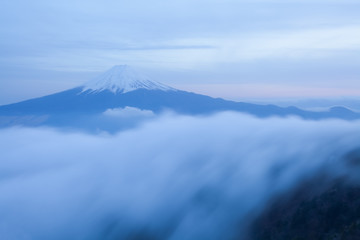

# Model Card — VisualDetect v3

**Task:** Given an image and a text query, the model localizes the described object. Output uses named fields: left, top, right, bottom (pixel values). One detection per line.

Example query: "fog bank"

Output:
left=0, top=112, right=359, bottom=239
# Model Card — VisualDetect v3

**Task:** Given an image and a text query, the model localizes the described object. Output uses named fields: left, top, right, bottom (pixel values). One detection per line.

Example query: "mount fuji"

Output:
left=0, top=65, right=359, bottom=130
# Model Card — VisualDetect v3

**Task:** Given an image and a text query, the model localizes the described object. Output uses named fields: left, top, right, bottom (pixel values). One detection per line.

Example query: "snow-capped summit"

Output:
left=82, top=65, right=175, bottom=94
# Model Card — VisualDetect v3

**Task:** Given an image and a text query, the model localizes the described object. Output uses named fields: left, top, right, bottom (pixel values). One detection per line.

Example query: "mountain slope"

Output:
left=0, top=65, right=359, bottom=130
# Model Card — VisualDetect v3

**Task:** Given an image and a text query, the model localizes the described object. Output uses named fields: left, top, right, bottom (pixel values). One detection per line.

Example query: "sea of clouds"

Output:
left=0, top=112, right=360, bottom=239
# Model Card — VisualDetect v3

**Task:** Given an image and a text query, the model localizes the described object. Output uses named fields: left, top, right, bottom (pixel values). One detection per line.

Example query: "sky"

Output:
left=1, top=0, right=360, bottom=105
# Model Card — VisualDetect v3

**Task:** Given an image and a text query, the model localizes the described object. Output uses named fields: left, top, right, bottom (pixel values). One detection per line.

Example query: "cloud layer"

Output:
left=0, top=113, right=360, bottom=239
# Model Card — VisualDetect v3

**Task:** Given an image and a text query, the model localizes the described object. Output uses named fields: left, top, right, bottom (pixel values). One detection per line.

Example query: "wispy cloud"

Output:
left=172, top=26, right=360, bottom=62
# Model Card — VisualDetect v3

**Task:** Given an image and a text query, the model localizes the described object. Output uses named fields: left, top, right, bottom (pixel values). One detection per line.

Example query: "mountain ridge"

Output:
left=0, top=65, right=359, bottom=130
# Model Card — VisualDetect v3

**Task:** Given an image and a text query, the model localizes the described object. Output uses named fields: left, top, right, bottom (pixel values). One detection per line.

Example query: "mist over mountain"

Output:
left=2, top=0, right=360, bottom=238
left=1, top=66, right=360, bottom=239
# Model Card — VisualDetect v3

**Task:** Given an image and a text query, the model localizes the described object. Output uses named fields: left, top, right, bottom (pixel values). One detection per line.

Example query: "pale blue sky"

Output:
left=1, top=0, right=360, bottom=104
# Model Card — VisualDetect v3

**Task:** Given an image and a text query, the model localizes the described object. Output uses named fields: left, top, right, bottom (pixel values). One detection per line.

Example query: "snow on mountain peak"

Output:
left=82, top=65, right=175, bottom=94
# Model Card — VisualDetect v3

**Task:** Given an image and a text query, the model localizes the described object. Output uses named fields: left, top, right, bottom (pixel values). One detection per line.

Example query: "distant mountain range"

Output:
left=0, top=65, right=359, bottom=130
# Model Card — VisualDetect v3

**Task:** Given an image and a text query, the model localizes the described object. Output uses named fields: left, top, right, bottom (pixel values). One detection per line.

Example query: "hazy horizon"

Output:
left=1, top=64, right=360, bottom=111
